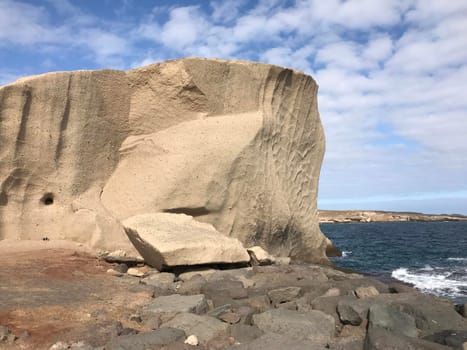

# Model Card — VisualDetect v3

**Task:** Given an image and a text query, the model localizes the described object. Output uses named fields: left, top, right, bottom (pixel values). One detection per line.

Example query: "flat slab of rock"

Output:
left=123, top=213, right=251, bottom=270
left=145, top=294, right=208, bottom=315
left=105, top=327, right=185, bottom=350
left=162, top=313, right=229, bottom=345
left=252, top=309, right=335, bottom=343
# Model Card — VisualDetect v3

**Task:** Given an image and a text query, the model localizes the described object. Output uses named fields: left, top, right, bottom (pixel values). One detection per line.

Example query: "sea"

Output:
left=320, top=221, right=467, bottom=304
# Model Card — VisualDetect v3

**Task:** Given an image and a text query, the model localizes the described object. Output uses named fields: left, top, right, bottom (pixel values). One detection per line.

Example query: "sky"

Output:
left=1, top=0, right=466, bottom=214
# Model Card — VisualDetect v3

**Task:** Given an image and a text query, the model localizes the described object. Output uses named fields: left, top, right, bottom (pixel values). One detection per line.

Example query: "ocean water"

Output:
left=320, top=221, right=467, bottom=304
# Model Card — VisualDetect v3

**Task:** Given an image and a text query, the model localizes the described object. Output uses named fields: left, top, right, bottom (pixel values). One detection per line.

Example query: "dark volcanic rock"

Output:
left=252, top=308, right=335, bottom=343
left=424, top=330, right=467, bottom=348
left=227, top=332, right=328, bottom=350
left=267, top=286, right=301, bottom=306
left=365, top=328, right=451, bottom=350
left=105, top=328, right=185, bottom=350
left=229, top=324, right=264, bottom=343
left=368, top=304, right=418, bottom=338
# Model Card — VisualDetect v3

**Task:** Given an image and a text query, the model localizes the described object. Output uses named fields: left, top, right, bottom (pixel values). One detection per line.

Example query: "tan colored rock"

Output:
left=247, top=246, right=275, bottom=264
left=354, top=286, right=380, bottom=298
left=0, top=58, right=327, bottom=263
left=123, top=213, right=250, bottom=269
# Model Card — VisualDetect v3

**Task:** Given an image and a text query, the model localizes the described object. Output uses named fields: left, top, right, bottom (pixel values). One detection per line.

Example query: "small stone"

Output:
left=247, top=246, right=275, bottom=265
left=184, top=334, right=199, bottom=346
left=219, top=312, right=241, bottom=324
left=114, top=263, right=129, bottom=273
left=127, top=267, right=146, bottom=277
left=354, top=286, right=379, bottom=298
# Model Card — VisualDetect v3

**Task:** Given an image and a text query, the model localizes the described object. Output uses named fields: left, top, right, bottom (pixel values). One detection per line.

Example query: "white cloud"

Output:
left=159, top=6, right=207, bottom=51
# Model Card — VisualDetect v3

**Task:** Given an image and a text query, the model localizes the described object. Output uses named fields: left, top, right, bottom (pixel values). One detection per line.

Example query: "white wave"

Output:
left=391, top=267, right=467, bottom=299
left=342, top=251, right=352, bottom=257
left=420, top=265, right=434, bottom=271
left=447, top=257, right=467, bottom=261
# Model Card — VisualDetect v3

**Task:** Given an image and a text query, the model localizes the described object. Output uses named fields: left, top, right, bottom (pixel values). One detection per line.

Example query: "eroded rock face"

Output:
left=0, top=58, right=326, bottom=262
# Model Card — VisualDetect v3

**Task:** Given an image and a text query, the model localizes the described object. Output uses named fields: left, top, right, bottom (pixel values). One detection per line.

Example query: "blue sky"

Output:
left=1, top=0, right=467, bottom=214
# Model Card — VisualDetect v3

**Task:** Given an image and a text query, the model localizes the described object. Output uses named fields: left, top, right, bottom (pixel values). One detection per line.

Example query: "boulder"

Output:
left=0, top=58, right=327, bottom=263
left=368, top=304, right=418, bottom=338
left=337, top=300, right=364, bottom=326
left=252, top=309, right=335, bottom=343
left=365, top=328, right=451, bottom=350
left=355, top=286, right=380, bottom=298
left=123, top=213, right=250, bottom=270
left=161, top=313, right=229, bottom=345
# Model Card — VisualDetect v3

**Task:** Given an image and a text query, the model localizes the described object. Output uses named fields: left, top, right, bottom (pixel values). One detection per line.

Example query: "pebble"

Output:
left=127, top=267, right=146, bottom=277
left=184, top=334, right=199, bottom=346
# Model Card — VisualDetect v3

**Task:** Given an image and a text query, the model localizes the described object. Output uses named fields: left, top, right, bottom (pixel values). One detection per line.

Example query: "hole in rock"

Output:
left=41, top=193, right=54, bottom=205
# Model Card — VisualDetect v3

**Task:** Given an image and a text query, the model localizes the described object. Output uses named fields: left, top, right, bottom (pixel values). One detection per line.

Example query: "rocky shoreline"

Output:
left=2, top=245, right=466, bottom=350
left=319, top=210, right=467, bottom=223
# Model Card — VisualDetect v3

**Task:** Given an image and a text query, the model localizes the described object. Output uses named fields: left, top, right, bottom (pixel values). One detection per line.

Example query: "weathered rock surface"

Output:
left=161, top=313, right=229, bottom=345
left=368, top=304, right=418, bottom=338
left=105, top=328, right=185, bottom=350
left=144, top=294, right=208, bottom=316
left=252, top=309, right=335, bottom=343
left=0, top=58, right=326, bottom=263
left=123, top=213, right=250, bottom=269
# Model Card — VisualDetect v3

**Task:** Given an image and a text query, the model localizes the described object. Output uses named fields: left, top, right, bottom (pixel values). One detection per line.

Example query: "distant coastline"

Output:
left=319, top=210, right=467, bottom=223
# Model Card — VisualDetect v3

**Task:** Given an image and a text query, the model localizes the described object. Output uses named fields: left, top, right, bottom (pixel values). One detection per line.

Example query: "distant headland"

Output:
left=319, top=210, right=467, bottom=223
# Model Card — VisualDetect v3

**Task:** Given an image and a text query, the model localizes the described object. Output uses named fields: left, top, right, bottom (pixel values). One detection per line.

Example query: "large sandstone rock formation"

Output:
left=0, top=58, right=327, bottom=263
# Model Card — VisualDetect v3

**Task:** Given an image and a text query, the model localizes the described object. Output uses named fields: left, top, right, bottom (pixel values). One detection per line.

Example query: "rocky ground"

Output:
left=319, top=210, right=467, bottom=223
left=1, top=241, right=466, bottom=350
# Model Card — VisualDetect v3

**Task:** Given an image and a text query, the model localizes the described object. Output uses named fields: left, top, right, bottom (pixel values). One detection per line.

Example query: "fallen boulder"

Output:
left=123, top=213, right=250, bottom=270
